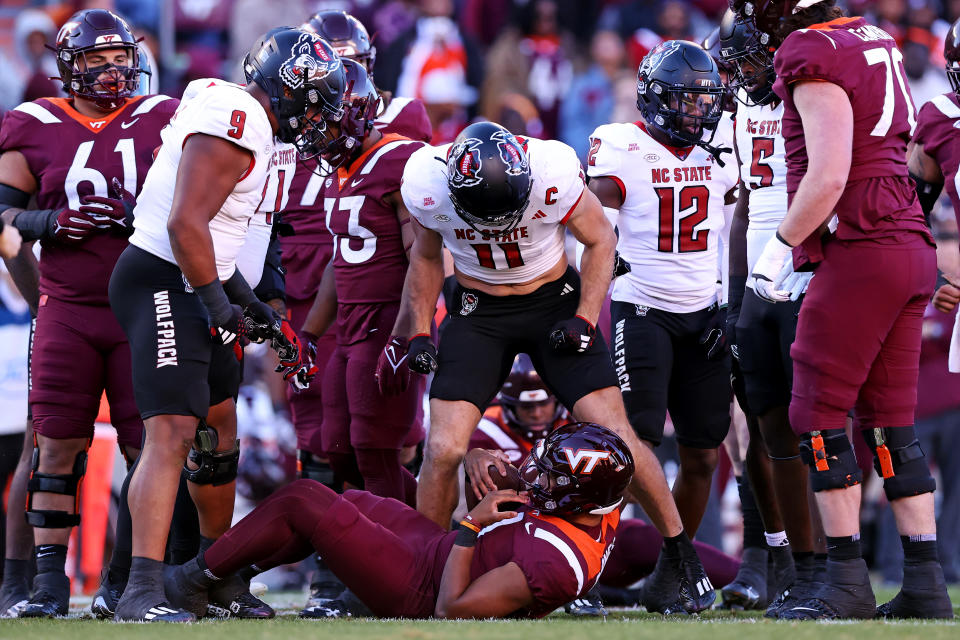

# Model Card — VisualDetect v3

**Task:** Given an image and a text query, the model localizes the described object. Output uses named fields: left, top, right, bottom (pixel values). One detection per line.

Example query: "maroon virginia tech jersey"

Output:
left=470, top=508, right=620, bottom=618
left=773, top=17, right=930, bottom=243
left=914, top=92, right=960, bottom=224
left=279, top=97, right=432, bottom=304
left=0, top=95, right=177, bottom=304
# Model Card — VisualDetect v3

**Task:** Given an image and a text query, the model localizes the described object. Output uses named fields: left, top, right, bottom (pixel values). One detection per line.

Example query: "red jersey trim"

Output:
left=560, top=187, right=585, bottom=225
left=45, top=96, right=144, bottom=134
left=806, top=16, right=861, bottom=30
left=608, top=176, right=626, bottom=202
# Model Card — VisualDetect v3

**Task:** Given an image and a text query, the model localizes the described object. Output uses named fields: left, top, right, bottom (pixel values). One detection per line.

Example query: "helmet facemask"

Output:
left=65, top=46, right=140, bottom=110
left=646, top=83, right=725, bottom=148
left=320, top=60, right=381, bottom=173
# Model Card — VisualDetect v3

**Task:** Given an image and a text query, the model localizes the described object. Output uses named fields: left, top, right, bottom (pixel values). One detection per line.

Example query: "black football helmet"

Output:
left=946, top=18, right=960, bottom=96
left=446, top=122, right=532, bottom=235
left=54, top=9, right=141, bottom=111
left=636, top=40, right=725, bottom=150
left=497, top=354, right=565, bottom=442
left=519, top=422, right=634, bottom=516
left=729, top=0, right=826, bottom=46
left=303, top=11, right=376, bottom=72
left=320, top=59, right=381, bottom=171
left=718, top=9, right=776, bottom=105
left=243, top=28, right=347, bottom=159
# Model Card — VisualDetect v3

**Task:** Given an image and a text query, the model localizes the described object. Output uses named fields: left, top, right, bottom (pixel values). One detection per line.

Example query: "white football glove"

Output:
left=776, top=259, right=814, bottom=302
left=751, top=234, right=793, bottom=303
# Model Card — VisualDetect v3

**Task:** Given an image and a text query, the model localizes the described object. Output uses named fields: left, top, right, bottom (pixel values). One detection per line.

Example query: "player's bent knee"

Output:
left=184, top=420, right=239, bottom=486
left=26, top=440, right=88, bottom=528
left=862, top=426, right=936, bottom=500
left=678, top=446, right=718, bottom=476
left=799, top=429, right=862, bottom=492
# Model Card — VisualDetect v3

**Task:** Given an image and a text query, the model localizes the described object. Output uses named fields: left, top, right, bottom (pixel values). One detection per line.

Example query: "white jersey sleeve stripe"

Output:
left=13, top=102, right=61, bottom=124
left=476, top=418, right=519, bottom=451
left=360, top=140, right=417, bottom=175
left=477, top=513, right=524, bottom=537
left=932, top=93, right=960, bottom=119
left=378, top=96, right=413, bottom=125
left=131, top=95, right=174, bottom=116
left=533, top=527, right=584, bottom=594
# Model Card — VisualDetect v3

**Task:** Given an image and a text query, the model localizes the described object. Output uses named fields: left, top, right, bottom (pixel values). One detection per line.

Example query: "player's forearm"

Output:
left=728, top=194, right=749, bottom=278
left=168, top=215, right=219, bottom=286
left=300, top=260, right=337, bottom=337
left=776, top=174, right=844, bottom=246
left=394, top=252, right=443, bottom=338
left=3, top=240, right=39, bottom=314
left=575, top=234, right=615, bottom=325
left=434, top=545, right=475, bottom=618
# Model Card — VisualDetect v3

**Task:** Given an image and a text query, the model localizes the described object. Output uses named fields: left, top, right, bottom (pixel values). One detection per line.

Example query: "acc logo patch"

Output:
left=644, top=153, right=660, bottom=163
left=434, top=214, right=450, bottom=222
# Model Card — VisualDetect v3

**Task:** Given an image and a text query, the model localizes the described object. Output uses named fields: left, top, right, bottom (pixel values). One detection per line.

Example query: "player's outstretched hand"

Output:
left=463, top=448, right=512, bottom=502
left=408, top=334, right=438, bottom=375
left=375, top=335, right=411, bottom=396
left=933, top=283, right=960, bottom=313
left=467, top=489, right=529, bottom=528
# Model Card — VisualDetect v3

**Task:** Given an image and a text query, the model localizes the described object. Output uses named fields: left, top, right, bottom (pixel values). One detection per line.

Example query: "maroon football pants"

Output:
left=203, top=480, right=452, bottom=617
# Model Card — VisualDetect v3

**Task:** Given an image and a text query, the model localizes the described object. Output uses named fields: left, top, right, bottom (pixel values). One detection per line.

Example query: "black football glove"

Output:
left=699, top=305, right=728, bottom=361
left=210, top=304, right=247, bottom=346
left=613, top=251, right=631, bottom=279
left=549, top=315, right=596, bottom=353
left=241, top=300, right=281, bottom=344
left=408, top=334, right=438, bottom=375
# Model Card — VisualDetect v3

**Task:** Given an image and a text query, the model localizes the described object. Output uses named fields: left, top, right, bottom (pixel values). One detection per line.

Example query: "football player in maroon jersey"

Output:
left=735, top=0, right=952, bottom=620
left=0, top=9, right=176, bottom=618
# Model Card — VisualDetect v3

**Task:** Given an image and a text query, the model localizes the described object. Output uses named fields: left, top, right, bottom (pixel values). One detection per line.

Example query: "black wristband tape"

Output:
left=11, top=209, right=57, bottom=242
left=194, top=279, right=233, bottom=326
left=454, top=525, right=479, bottom=548
left=222, top=270, right=258, bottom=307
left=775, top=231, right=793, bottom=248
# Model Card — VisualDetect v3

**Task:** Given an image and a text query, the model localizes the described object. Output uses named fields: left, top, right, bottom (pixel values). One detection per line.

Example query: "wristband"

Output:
left=222, top=269, right=258, bottom=307
left=194, top=278, right=233, bottom=326
left=11, top=209, right=57, bottom=242
left=455, top=522, right=480, bottom=548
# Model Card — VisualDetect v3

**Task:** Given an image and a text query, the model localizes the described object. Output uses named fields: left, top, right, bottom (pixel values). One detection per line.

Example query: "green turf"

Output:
left=1, top=586, right=957, bottom=640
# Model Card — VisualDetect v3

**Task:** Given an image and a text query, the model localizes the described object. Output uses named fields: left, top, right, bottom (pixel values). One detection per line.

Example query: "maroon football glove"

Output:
left=375, top=335, right=411, bottom=396
left=77, top=177, right=137, bottom=235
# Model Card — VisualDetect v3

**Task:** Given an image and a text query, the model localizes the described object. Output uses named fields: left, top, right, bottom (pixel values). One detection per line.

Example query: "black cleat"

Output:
left=595, top=584, right=642, bottom=607
left=0, top=576, right=30, bottom=619
left=19, top=572, right=69, bottom=618
left=163, top=559, right=209, bottom=619
left=678, top=555, right=716, bottom=613
left=642, top=551, right=715, bottom=614
left=720, top=547, right=767, bottom=610
left=303, top=555, right=345, bottom=610
left=300, top=598, right=354, bottom=619
left=564, top=587, right=608, bottom=617
left=765, top=555, right=818, bottom=619
left=91, top=570, right=125, bottom=620
left=780, top=558, right=875, bottom=620
left=207, top=574, right=274, bottom=619
left=116, top=574, right=194, bottom=623
left=876, top=561, right=954, bottom=619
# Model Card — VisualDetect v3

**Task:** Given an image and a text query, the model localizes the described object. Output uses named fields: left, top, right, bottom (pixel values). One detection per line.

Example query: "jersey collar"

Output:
left=635, top=121, right=694, bottom=161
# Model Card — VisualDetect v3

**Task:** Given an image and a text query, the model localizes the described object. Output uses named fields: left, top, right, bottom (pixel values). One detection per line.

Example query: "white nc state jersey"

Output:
left=235, top=142, right=297, bottom=287
left=588, top=122, right=737, bottom=313
left=734, top=96, right=788, bottom=279
left=402, top=137, right=584, bottom=284
left=130, top=78, right=275, bottom=281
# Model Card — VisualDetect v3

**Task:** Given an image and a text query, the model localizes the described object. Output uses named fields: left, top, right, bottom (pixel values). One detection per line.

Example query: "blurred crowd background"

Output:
left=1, top=0, right=960, bottom=590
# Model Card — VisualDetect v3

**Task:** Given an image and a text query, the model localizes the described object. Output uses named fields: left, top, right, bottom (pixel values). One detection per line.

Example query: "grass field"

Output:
left=1, top=586, right=958, bottom=640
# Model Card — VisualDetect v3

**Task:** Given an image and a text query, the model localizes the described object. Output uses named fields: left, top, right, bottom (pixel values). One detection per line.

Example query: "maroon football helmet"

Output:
left=54, top=9, right=141, bottom=111
left=519, top=422, right=634, bottom=516
left=497, top=354, right=565, bottom=441
left=303, top=11, right=376, bottom=72
left=320, top=58, right=381, bottom=171
left=946, top=18, right=960, bottom=95
left=729, top=0, right=827, bottom=45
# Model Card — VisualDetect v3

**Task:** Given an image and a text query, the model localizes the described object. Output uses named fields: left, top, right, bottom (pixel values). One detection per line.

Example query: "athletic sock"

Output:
left=736, top=473, right=765, bottom=549
left=825, top=534, right=862, bottom=562
left=34, top=544, right=67, bottom=575
left=900, top=534, right=938, bottom=566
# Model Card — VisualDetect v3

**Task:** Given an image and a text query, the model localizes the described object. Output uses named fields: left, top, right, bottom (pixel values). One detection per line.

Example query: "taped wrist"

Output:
left=222, top=270, right=258, bottom=307
left=11, top=209, right=57, bottom=242
left=455, top=519, right=480, bottom=547
left=910, top=172, right=943, bottom=220
left=195, top=279, right=233, bottom=326
left=799, top=429, right=862, bottom=492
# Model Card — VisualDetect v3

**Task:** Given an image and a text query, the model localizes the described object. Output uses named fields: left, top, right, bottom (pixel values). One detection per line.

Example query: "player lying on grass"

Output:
left=164, top=422, right=633, bottom=619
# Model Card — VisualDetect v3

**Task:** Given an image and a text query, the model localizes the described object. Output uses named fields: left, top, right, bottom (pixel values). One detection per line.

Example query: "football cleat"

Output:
left=779, top=558, right=875, bottom=620
left=300, top=598, right=354, bottom=619
left=0, top=576, right=30, bottom=619
left=876, top=561, right=954, bottom=619
left=564, top=587, right=608, bottom=617
left=207, top=575, right=274, bottom=619
left=162, top=559, right=209, bottom=619
left=719, top=547, right=767, bottom=610
left=19, top=572, right=69, bottom=618
left=678, top=556, right=716, bottom=613
left=641, top=552, right=690, bottom=615
left=91, top=569, right=125, bottom=619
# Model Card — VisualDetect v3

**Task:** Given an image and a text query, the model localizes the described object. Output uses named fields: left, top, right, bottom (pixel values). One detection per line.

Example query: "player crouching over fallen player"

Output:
left=165, top=422, right=633, bottom=619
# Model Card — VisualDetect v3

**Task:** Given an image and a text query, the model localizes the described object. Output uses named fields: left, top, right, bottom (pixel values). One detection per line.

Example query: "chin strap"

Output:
left=696, top=139, right=732, bottom=167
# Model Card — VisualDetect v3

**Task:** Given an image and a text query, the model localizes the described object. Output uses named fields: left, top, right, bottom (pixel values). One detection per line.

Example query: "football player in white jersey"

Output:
left=719, top=13, right=821, bottom=617
left=587, top=40, right=736, bottom=614
left=380, top=120, right=716, bottom=613
left=106, top=29, right=345, bottom=622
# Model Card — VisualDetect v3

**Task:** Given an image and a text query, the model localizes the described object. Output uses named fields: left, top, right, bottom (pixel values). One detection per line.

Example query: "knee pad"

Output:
left=862, top=426, right=936, bottom=500
left=798, top=429, right=862, bottom=492
left=184, top=421, right=239, bottom=486
left=26, top=440, right=88, bottom=528
left=298, top=449, right=342, bottom=492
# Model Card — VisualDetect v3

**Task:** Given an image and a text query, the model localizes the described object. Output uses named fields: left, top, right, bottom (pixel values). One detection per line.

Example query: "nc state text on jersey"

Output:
left=453, top=226, right=530, bottom=242
left=745, top=118, right=781, bottom=136
left=650, top=166, right=712, bottom=184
